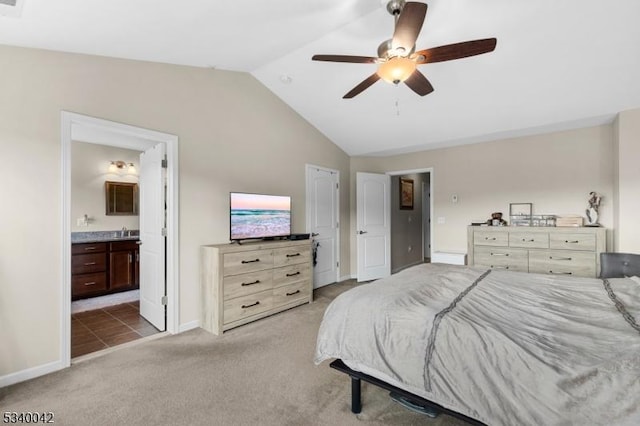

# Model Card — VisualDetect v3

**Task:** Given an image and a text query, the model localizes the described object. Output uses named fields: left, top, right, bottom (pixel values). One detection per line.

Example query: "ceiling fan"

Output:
left=312, top=0, right=497, bottom=99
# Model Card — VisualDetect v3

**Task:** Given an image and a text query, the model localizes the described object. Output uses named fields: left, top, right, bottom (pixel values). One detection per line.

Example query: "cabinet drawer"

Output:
left=72, top=272, right=107, bottom=297
left=473, top=246, right=528, bottom=272
left=110, top=240, right=139, bottom=251
left=273, top=281, right=310, bottom=306
left=473, top=231, right=508, bottom=246
left=72, top=243, right=106, bottom=255
left=273, top=246, right=310, bottom=267
left=223, top=289, right=273, bottom=324
left=549, top=233, right=596, bottom=251
left=509, top=232, right=549, bottom=249
left=72, top=253, right=107, bottom=274
left=223, top=249, right=273, bottom=276
left=273, top=263, right=311, bottom=288
left=529, top=250, right=596, bottom=277
left=224, top=269, right=273, bottom=300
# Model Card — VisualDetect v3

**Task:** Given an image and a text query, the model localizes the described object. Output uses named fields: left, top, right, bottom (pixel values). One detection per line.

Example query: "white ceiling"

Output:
left=1, top=0, right=639, bottom=156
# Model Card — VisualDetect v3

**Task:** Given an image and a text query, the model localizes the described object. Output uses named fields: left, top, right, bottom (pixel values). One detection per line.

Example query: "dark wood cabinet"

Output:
left=109, top=240, right=139, bottom=291
left=72, top=240, right=139, bottom=300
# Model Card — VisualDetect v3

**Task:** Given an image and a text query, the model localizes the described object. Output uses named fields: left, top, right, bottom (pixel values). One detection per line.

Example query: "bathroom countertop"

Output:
left=71, top=231, right=140, bottom=244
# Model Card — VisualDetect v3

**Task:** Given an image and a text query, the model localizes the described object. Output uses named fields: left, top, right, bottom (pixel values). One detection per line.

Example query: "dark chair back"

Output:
left=600, top=253, right=640, bottom=278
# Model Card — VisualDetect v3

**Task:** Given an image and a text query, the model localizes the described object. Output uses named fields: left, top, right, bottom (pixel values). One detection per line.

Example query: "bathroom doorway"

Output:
left=61, top=112, right=179, bottom=364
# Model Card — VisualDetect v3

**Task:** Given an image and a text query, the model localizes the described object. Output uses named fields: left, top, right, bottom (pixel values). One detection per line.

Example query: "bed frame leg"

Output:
left=351, top=376, right=362, bottom=413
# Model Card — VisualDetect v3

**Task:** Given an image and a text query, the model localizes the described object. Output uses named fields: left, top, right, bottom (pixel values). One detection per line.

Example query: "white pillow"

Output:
left=629, top=276, right=640, bottom=285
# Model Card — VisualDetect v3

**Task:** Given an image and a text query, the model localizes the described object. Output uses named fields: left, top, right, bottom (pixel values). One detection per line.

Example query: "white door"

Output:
left=423, top=180, right=431, bottom=258
left=356, top=172, right=391, bottom=282
left=138, top=143, right=166, bottom=331
left=306, top=165, right=339, bottom=288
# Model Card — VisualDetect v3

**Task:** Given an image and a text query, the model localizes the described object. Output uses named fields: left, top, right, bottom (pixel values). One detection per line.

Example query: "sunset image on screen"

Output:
left=230, top=193, right=291, bottom=240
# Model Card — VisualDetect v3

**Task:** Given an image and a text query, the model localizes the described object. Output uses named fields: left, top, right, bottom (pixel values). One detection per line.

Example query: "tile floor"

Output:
left=71, top=301, right=159, bottom=358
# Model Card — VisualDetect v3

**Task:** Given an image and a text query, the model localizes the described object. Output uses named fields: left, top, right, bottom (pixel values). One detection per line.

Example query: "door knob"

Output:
left=358, top=230, right=367, bottom=235
left=136, top=241, right=143, bottom=245
left=311, top=232, right=319, bottom=237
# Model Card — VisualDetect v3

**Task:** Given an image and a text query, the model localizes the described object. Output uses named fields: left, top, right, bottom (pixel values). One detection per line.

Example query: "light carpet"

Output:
left=1, top=281, right=468, bottom=426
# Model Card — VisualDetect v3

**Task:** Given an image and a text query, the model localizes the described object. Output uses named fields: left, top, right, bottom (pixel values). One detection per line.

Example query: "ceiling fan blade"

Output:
left=343, top=73, right=380, bottom=99
left=392, top=2, right=428, bottom=55
left=415, top=38, right=497, bottom=64
left=404, top=70, right=434, bottom=96
left=312, top=54, right=378, bottom=64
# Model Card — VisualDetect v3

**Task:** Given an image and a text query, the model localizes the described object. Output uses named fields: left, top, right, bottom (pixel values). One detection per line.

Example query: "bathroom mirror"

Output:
left=105, top=181, right=138, bottom=216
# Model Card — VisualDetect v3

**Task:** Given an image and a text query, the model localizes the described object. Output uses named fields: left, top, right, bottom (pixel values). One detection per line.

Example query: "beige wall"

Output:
left=614, top=108, right=640, bottom=253
left=351, top=124, right=615, bottom=273
left=0, top=45, right=350, bottom=378
left=71, top=141, right=140, bottom=232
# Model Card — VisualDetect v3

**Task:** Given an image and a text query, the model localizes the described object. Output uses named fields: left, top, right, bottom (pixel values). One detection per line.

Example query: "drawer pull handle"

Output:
left=241, top=301, right=260, bottom=309
left=491, top=265, right=509, bottom=270
left=241, top=280, right=261, bottom=286
left=286, top=272, right=301, bottom=277
left=522, top=239, right=535, bottom=242
left=241, top=259, right=260, bottom=264
left=550, top=256, right=572, bottom=261
left=286, top=253, right=301, bottom=258
left=565, top=240, right=579, bottom=243
left=490, top=253, right=509, bottom=256
left=84, top=282, right=97, bottom=286
left=549, top=271, right=572, bottom=275
left=84, top=247, right=97, bottom=251
left=83, top=262, right=97, bottom=266
left=286, top=290, right=301, bottom=296
left=485, top=237, right=496, bottom=241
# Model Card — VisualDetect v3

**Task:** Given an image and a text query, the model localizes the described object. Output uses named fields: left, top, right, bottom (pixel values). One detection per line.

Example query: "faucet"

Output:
left=121, top=226, right=127, bottom=237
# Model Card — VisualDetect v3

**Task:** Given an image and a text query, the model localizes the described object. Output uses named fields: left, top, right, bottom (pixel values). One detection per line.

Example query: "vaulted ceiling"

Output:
left=2, top=0, right=639, bottom=155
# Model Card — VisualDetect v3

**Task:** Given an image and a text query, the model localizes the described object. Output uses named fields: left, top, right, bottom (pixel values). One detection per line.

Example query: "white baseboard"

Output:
left=0, top=360, right=64, bottom=388
left=178, top=320, right=200, bottom=333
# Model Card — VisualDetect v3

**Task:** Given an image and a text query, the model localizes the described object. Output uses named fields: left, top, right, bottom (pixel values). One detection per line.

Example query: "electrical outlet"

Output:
left=76, top=218, right=86, bottom=227
left=437, top=217, right=446, bottom=224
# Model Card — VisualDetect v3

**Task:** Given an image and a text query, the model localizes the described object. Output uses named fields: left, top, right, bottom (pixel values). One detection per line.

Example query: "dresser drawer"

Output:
left=529, top=250, right=596, bottom=277
left=223, top=289, right=273, bottom=324
left=273, top=281, right=310, bottom=306
left=72, top=272, right=108, bottom=297
left=223, top=269, right=273, bottom=300
left=273, top=246, right=310, bottom=267
left=549, top=233, right=596, bottom=251
left=474, top=247, right=528, bottom=272
left=509, top=232, right=549, bottom=249
left=72, top=242, right=107, bottom=255
left=223, top=249, right=273, bottom=276
left=474, top=231, right=508, bottom=246
left=72, top=253, right=107, bottom=274
left=273, top=263, right=311, bottom=288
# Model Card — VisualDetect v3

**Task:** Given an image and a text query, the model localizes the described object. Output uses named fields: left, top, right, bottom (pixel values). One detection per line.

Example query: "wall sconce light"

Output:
left=109, top=160, right=137, bottom=174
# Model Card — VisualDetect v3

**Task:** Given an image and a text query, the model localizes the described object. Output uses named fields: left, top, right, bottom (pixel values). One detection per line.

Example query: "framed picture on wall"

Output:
left=400, top=178, right=414, bottom=210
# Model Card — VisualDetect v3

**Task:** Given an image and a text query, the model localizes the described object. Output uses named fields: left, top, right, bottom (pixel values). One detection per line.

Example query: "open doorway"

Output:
left=389, top=170, right=432, bottom=274
left=61, top=112, right=179, bottom=365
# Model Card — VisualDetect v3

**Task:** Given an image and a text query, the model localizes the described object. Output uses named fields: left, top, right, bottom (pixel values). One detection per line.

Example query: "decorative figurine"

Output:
left=585, top=192, right=601, bottom=226
left=487, top=212, right=507, bottom=226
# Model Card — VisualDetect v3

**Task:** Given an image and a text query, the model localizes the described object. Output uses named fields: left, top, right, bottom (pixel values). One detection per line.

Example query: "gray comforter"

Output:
left=315, top=263, right=640, bottom=425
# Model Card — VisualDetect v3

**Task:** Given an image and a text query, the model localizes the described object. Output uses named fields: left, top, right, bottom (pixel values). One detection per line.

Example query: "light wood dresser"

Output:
left=467, top=226, right=606, bottom=277
left=201, top=239, right=313, bottom=335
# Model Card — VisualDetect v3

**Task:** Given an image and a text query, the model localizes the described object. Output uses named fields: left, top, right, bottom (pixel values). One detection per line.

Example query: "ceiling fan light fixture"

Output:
left=377, top=56, right=416, bottom=84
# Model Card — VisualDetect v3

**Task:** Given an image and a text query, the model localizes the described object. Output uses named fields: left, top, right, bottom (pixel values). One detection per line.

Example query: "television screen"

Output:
left=230, top=192, right=291, bottom=241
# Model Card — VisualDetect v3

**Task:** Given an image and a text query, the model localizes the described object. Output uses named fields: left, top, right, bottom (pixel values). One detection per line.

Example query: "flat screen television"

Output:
left=230, top=192, right=291, bottom=241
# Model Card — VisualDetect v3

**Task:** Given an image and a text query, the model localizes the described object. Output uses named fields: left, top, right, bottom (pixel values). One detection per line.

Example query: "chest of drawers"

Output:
left=201, top=239, right=313, bottom=335
left=467, top=226, right=606, bottom=277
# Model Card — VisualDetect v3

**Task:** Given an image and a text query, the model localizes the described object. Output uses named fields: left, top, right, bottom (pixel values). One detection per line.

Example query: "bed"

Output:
left=315, top=261, right=640, bottom=426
